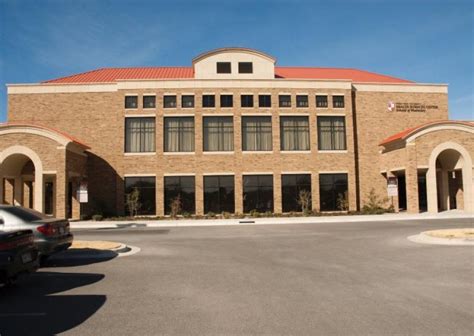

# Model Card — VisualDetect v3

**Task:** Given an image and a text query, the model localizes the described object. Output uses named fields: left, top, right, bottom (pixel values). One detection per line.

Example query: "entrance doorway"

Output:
left=396, top=174, right=407, bottom=211
left=417, top=172, right=427, bottom=212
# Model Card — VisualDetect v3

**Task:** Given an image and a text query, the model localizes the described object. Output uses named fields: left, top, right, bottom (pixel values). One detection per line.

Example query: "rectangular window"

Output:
left=204, top=175, right=235, bottom=214
left=143, top=95, right=156, bottom=109
left=282, top=174, right=312, bottom=212
left=317, top=116, right=347, bottom=150
left=203, top=116, right=234, bottom=151
left=220, top=94, right=233, bottom=108
left=202, top=94, right=215, bottom=108
left=163, top=95, right=177, bottom=108
left=181, top=95, right=194, bottom=108
left=243, top=175, right=273, bottom=213
left=164, top=117, right=195, bottom=152
left=125, top=96, right=138, bottom=109
left=217, top=62, right=231, bottom=74
left=238, top=62, right=253, bottom=74
left=296, top=95, right=309, bottom=108
left=319, top=173, right=348, bottom=211
left=316, top=95, right=328, bottom=108
left=242, top=116, right=272, bottom=151
left=280, top=116, right=310, bottom=151
left=125, top=177, right=156, bottom=215
left=333, top=95, right=345, bottom=108
left=279, top=95, right=291, bottom=108
left=241, top=94, right=254, bottom=108
left=164, top=176, right=195, bottom=215
left=258, top=94, right=271, bottom=108
left=125, top=117, right=156, bottom=153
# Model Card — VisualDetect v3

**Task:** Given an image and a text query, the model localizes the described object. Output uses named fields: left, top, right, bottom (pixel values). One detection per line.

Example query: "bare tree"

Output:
left=126, top=187, right=141, bottom=216
left=297, top=190, right=312, bottom=213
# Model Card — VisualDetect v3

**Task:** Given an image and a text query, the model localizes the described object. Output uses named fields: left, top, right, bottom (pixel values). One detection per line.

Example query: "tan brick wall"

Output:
left=7, top=86, right=450, bottom=216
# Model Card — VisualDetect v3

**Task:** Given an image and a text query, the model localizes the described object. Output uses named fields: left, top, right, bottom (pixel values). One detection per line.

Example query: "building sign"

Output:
left=387, top=177, right=398, bottom=197
left=77, top=182, right=88, bottom=203
left=387, top=101, right=438, bottom=113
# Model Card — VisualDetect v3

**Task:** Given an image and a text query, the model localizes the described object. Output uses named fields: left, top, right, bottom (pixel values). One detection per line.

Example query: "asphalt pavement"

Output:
left=1, top=217, right=473, bottom=335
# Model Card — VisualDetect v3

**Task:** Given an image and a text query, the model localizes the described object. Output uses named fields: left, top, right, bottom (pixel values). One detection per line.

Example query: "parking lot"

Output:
left=1, top=217, right=473, bottom=335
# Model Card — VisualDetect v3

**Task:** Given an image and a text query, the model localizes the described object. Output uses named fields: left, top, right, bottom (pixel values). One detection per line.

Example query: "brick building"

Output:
left=1, top=48, right=472, bottom=219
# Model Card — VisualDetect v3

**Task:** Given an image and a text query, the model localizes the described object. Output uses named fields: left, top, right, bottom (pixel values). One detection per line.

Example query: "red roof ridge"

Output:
left=0, top=122, right=90, bottom=149
left=379, top=120, right=474, bottom=146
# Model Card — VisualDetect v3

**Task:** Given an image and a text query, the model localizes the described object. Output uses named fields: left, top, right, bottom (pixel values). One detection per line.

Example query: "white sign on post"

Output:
left=77, top=182, right=88, bottom=203
left=387, top=177, right=398, bottom=197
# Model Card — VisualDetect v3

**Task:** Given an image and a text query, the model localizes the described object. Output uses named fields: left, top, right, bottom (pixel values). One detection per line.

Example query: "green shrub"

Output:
left=249, top=209, right=261, bottom=218
left=92, top=214, right=103, bottom=221
left=362, top=188, right=391, bottom=214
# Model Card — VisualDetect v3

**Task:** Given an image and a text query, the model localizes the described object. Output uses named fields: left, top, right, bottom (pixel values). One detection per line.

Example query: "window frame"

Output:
left=124, top=176, right=156, bottom=216
left=319, top=173, right=348, bottom=211
left=238, top=62, right=253, bottom=74
left=296, top=95, right=309, bottom=108
left=164, top=176, right=196, bottom=215
left=163, top=95, right=177, bottom=108
left=258, top=94, right=272, bottom=108
left=317, top=116, right=347, bottom=151
left=181, top=95, right=195, bottom=108
left=202, top=94, right=216, bottom=108
left=125, top=95, right=138, bottom=109
left=332, top=95, right=345, bottom=108
left=241, top=94, right=254, bottom=108
left=281, top=174, right=312, bottom=213
left=204, top=175, right=235, bottom=214
left=216, top=62, right=231, bottom=74
left=316, top=95, right=328, bottom=108
left=241, top=116, right=273, bottom=152
left=203, top=116, right=234, bottom=152
left=124, top=117, right=156, bottom=153
left=278, top=95, right=292, bottom=108
left=163, top=116, right=195, bottom=153
left=243, top=175, right=274, bottom=213
left=220, top=94, right=233, bottom=108
left=143, top=95, right=156, bottom=109
left=280, top=116, right=310, bottom=151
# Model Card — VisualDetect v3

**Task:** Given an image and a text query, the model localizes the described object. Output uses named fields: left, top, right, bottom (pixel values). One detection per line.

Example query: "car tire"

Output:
left=39, top=255, right=50, bottom=266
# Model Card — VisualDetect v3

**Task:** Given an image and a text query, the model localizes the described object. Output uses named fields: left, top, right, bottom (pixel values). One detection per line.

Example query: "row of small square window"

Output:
left=125, top=94, right=345, bottom=109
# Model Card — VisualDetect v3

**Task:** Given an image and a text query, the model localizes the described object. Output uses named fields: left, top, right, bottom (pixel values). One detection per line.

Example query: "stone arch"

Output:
left=427, top=141, right=473, bottom=213
left=0, top=145, right=44, bottom=212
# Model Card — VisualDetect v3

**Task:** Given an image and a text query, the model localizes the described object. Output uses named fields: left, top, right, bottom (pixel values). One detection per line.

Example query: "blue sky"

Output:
left=0, top=0, right=472, bottom=121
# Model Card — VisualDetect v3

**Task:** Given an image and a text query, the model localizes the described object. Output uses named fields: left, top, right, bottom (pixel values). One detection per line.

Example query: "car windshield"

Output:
left=3, top=207, right=47, bottom=222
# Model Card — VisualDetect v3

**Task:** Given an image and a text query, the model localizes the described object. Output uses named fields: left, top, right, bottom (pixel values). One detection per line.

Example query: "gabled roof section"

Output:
left=379, top=120, right=474, bottom=146
left=0, top=122, right=90, bottom=149
left=42, top=66, right=412, bottom=84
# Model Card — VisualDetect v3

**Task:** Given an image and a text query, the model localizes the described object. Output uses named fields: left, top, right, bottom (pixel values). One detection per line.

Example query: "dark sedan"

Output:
left=0, top=205, right=73, bottom=263
left=0, top=229, right=39, bottom=286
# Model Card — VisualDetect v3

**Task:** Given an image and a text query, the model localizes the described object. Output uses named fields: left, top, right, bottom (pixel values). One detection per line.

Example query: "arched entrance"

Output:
left=427, top=142, right=473, bottom=213
left=0, top=146, right=44, bottom=212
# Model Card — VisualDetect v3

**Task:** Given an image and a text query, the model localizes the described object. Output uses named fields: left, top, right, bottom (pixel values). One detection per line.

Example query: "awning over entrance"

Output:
left=379, top=120, right=474, bottom=214
left=0, top=123, right=89, bottom=219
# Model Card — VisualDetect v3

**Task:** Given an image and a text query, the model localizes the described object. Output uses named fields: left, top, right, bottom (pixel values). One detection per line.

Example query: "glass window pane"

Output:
left=317, top=116, right=346, bottom=150
left=203, top=117, right=234, bottom=152
left=217, top=62, right=231, bottom=74
left=164, top=176, right=195, bottom=215
left=296, top=95, right=308, bottom=108
left=319, top=173, right=348, bottom=211
left=238, top=62, right=253, bottom=74
left=220, top=94, right=233, bottom=108
left=182, top=95, right=194, bottom=108
left=316, top=95, right=328, bottom=108
left=202, top=95, right=215, bottom=108
left=164, top=117, right=195, bottom=152
left=243, top=175, right=273, bottom=213
left=143, top=95, right=156, bottom=108
left=164, top=95, right=177, bottom=108
left=280, top=116, right=310, bottom=151
left=204, top=175, right=235, bottom=213
left=241, top=95, right=254, bottom=108
left=125, top=117, right=156, bottom=153
left=125, top=96, right=138, bottom=109
left=279, top=95, right=291, bottom=107
left=242, top=116, right=272, bottom=151
left=124, top=177, right=156, bottom=215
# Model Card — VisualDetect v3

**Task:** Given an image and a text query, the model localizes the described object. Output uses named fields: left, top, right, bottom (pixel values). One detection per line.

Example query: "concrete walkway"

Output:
left=70, top=210, right=473, bottom=229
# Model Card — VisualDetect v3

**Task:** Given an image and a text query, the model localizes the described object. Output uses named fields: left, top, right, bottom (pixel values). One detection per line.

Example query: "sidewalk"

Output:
left=70, top=211, right=473, bottom=230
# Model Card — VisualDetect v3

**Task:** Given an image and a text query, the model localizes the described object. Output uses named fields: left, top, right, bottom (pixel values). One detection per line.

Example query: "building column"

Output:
left=235, top=173, right=243, bottom=214
left=406, top=146, right=419, bottom=213
left=55, top=150, right=68, bottom=218
left=311, top=173, right=320, bottom=212
left=195, top=174, right=204, bottom=215
left=462, top=165, right=473, bottom=213
left=13, top=177, right=23, bottom=206
left=0, top=175, right=4, bottom=205
left=274, top=173, right=282, bottom=213
left=156, top=174, right=164, bottom=216
left=440, top=170, right=450, bottom=211
left=71, top=179, right=81, bottom=220
left=426, top=165, right=437, bottom=213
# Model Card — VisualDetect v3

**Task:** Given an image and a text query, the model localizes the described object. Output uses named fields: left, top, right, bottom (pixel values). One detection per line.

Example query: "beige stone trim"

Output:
left=281, top=150, right=311, bottom=154
left=242, top=151, right=274, bottom=154
left=0, top=125, right=80, bottom=148
left=203, top=151, right=235, bottom=155
left=163, top=173, right=196, bottom=176
left=203, top=172, right=235, bottom=176
left=125, top=114, right=156, bottom=118
left=163, top=152, right=195, bottom=155
left=317, top=150, right=348, bottom=154
left=406, top=124, right=474, bottom=143
left=281, top=171, right=312, bottom=175
left=353, top=83, right=448, bottom=93
left=7, top=83, right=117, bottom=94
left=124, top=152, right=156, bottom=156
left=319, top=170, right=348, bottom=174
left=243, top=172, right=273, bottom=175
left=124, top=174, right=156, bottom=177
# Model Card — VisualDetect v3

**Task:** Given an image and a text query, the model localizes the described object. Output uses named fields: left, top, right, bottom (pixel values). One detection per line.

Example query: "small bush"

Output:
left=222, top=212, right=232, bottom=219
left=92, top=214, right=103, bottom=221
left=362, top=188, right=391, bottom=214
left=249, top=209, right=261, bottom=218
left=206, top=211, right=216, bottom=218
left=182, top=211, right=192, bottom=218
left=264, top=211, right=273, bottom=217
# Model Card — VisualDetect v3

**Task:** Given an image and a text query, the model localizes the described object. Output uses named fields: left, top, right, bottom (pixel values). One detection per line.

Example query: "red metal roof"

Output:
left=379, top=120, right=474, bottom=146
left=42, top=66, right=412, bottom=84
left=0, top=122, right=90, bottom=149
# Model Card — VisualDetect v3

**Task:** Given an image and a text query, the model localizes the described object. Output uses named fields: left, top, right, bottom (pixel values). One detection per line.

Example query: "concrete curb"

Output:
left=70, top=212, right=474, bottom=230
left=408, top=233, right=474, bottom=246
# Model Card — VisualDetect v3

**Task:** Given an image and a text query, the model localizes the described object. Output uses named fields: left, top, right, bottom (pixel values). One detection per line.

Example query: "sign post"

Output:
left=77, top=182, right=88, bottom=203
left=387, top=176, right=398, bottom=208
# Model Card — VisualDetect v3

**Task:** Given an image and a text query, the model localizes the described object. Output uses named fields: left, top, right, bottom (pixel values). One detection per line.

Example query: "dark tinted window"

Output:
left=164, top=95, right=177, bottom=108
left=243, top=175, right=273, bottom=213
left=204, top=176, right=235, bottom=214
left=217, top=62, right=231, bottom=74
left=319, top=174, right=348, bottom=211
left=125, top=96, right=138, bottom=109
left=124, top=177, right=156, bottom=215
left=279, top=95, right=291, bottom=108
left=164, top=176, right=195, bottom=215
left=296, top=95, right=308, bottom=108
left=241, top=95, right=254, bottom=108
left=220, top=94, right=233, bottom=108
left=181, top=95, right=194, bottom=108
left=316, top=95, right=328, bottom=108
left=238, top=62, right=253, bottom=74
left=143, top=95, right=156, bottom=108
left=3, top=207, right=46, bottom=222
left=282, top=174, right=312, bottom=212
left=202, top=95, right=215, bottom=108
left=333, top=95, right=345, bottom=108
left=258, top=95, right=271, bottom=108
